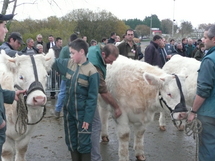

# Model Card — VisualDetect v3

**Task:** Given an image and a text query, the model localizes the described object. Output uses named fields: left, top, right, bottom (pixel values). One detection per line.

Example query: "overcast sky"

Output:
left=5, top=0, right=215, bottom=28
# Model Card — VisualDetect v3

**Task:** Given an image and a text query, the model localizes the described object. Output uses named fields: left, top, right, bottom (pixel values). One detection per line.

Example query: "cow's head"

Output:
left=1, top=49, right=55, bottom=106
left=143, top=72, right=188, bottom=121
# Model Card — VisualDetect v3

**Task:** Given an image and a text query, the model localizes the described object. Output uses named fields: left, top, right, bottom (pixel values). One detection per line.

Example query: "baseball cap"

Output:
left=8, top=32, right=25, bottom=44
left=0, top=14, right=14, bottom=21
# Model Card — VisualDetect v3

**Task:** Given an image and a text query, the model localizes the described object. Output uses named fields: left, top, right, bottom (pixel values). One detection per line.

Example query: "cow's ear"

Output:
left=143, top=72, right=162, bottom=86
left=44, top=49, right=55, bottom=71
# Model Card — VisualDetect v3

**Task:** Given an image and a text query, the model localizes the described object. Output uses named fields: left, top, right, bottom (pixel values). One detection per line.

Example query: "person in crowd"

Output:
left=117, top=29, right=138, bottom=59
left=0, top=13, right=26, bottom=158
left=82, top=36, right=87, bottom=42
left=54, top=34, right=78, bottom=118
left=187, top=24, right=215, bottom=161
left=165, top=38, right=177, bottom=55
left=115, top=35, right=121, bottom=43
left=99, top=37, right=108, bottom=49
left=107, top=32, right=116, bottom=44
left=194, top=42, right=205, bottom=61
left=158, top=38, right=172, bottom=68
left=185, top=38, right=195, bottom=57
left=144, top=35, right=163, bottom=68
left=182, top=37, right=188, bottom=53
left=52, top=37, right=63, bottom=58
left=36, top=44, right=44, bottom=54
left=21, top=38, right=39, bottom=54
left=50, top=37, right=63, bottom=99
left=53, top=38, right=99, bottom=161
left=34, top=34, right=46, bottom=52
left=0, top=32, right=24, bottom=57
left=87, top=44, right=122, bottom=161
left=115, top=34, right=126, bottom=46
left=46, top=35, right=55, bottom=52
left=90, top=39, right=97, bottom=46
left=133, top=37, right=144, bottom=60
left=175, top=43, right=186, bottom=56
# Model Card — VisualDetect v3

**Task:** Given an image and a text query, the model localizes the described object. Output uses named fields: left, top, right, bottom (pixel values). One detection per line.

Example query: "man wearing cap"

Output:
left=0, top=32, right=24, bottom=57
left=0, top=13, right=26, bottom=157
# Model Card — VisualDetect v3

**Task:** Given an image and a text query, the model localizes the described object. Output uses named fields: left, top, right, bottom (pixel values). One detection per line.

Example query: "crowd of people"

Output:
left=1, top=13, right=215, bottom=161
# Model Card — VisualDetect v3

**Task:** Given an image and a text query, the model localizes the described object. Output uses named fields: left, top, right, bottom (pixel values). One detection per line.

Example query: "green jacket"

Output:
left=0, top=85, right=15, bottom=125
left=197, top=46, right=215, bottom=118
left=87, top=45, right=107, bottom=79
left=58, top=45, right=70, bottom=80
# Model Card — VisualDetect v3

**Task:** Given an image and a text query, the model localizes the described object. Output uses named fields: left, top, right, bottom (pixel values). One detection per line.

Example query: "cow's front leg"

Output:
left=15, top=137, right=30, bottom=161
left=2, top=136, right=15, bottom=161
left=159, top=111, right=166, bottom=131
left=133, top=124, right=145, bottom=161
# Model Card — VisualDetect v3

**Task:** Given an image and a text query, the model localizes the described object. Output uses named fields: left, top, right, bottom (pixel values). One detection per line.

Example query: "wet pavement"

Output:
left=25, top=98, right=196, bottom=161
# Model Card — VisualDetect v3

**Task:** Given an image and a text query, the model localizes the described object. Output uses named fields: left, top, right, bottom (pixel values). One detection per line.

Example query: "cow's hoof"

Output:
left=177, top=125, right=184, bottom=131
left=101, top=136, right=109, bottom=143
left=159, top=126, right=166, bottom=131
left=136, top=155, right=146, bottom=161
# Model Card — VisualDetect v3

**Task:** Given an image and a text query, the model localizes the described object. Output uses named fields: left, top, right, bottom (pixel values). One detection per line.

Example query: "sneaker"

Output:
left=55, top=111, right=60, bottom=118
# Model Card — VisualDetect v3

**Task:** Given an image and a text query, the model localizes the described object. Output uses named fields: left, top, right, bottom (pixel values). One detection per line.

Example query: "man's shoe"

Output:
left=55, top=111, right=60, bottom=118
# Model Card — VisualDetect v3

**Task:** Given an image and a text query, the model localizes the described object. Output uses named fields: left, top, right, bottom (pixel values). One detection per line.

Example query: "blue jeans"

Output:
left=198, top=115, right=215, bottom=161
left=55, top=80, right=66, bottom=112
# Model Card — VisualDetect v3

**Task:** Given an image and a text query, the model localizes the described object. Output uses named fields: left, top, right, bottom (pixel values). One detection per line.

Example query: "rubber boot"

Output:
left=81, top=153, right=91, bottom=161
left=71, top=150, right=81, bottom=161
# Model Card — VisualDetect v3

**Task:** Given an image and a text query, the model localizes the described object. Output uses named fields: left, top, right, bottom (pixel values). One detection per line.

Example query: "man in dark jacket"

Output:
left=117, top=29, right=138, bottom=60
left=0, top=32, right=24, bottom=57
left=144, top=35, right=163, bottom=68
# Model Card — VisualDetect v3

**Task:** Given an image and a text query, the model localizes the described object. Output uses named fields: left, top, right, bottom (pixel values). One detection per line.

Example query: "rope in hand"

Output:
left=185, top=117, right=203, bottom=161
left=15, top=94, right=28, bottom=135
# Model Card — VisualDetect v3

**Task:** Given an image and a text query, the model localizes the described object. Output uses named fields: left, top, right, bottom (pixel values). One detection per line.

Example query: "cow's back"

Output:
left=106, top=56, right=165, bottom=114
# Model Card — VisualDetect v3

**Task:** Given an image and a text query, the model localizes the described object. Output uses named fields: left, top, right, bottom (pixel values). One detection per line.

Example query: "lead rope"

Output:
left=185, top=117, right=202, bottom=161
left=15, top=94, right=28, bottom=135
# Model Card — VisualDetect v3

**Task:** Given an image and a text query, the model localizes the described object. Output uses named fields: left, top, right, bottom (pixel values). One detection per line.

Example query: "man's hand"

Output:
left=114, top=108, right=122, bottom=118
left=0, top=120, right=6, bottom=129
left=82, top=122, right=89, bottom=130
left=15, top=90, right=26, bottom=101
left=187, top=112, right=196, bottom=123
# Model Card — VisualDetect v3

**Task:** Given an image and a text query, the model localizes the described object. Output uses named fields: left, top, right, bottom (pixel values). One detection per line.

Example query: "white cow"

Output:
left=163, top=54, right=201, bottom=107
left=0, top=49, right=55, bottom=161
left=99, top=55, right=188, bottom=161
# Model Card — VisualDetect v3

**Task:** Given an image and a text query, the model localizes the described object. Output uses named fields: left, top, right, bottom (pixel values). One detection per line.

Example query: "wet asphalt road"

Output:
left=25, top=99, right=196, bottom=161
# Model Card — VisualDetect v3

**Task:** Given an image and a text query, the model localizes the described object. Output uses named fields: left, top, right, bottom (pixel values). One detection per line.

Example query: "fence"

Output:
left=45, top=70, right=61, bottom=95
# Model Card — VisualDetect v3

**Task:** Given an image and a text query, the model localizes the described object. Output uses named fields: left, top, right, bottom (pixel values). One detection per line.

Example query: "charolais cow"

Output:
left=0, top=49, right=55, bottom=161
left=99, top=55, right=188, bottom=161
left=163, top=54, right=200, bottom=107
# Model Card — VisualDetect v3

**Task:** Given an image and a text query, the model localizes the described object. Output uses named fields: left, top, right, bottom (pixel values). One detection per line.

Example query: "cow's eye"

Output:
left=167, top=93, right=172, bottom=97
left=19, top=75, right=24, bottom=80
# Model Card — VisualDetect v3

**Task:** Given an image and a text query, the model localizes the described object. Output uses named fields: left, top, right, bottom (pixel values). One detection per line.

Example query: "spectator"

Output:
left=185, top=38, right=195, bottom=57
left=54, top=34, right=78, bottom=118
left=90, top=39, right=97, bottom=46
left=158, top=38, right=172, bottom=68
left=133, top=37, right=144, bottom=60
left=175, top=43, right=186, bottom=56
left=107, top=32, right=116, bottom=44
left=117, top=29, right=138, bottom=59
left=0, top=32, right=24, bottom=57
left=194, top=42, right=205, bottom=61
left=144, top=35, right=163, bottom=68
left=100, top=37, right=108, bottom=49
left=22, top=38, right=39, bottom=54
left=50, top=37, right=63, bottom=99
left=165, top=38, right=177, bottom=55
left=36, top=44, right=44, bottom=54
left=115, top=34, right=126, bottom=46
left=182, top=38, right=188, bottom=53
left=34, top=34, right=46, bottom=52
left=46, top=35, right=55, bottom=52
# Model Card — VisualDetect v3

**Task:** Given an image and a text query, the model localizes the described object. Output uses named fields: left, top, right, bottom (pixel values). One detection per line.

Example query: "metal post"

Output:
left=150, top=15, right=152, bottom=40
left=172, top=0, right=175, bottom=38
